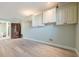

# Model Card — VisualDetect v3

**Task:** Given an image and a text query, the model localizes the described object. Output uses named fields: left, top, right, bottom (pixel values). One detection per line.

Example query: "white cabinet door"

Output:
left=43, top=8, right=56, bottom=23
left=66, top=3, right=77, bottom=24
left=56, top=3, right=77, bottom=25
left=32, top=13, right=44, bottom=27
left=56, top=7, right=66, bottom=25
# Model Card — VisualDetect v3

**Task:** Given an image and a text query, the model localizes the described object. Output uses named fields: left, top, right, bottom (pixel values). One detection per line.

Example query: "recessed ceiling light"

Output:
left=20, top=10, right=35, bottom=16
left=47, top=2, right=58, bottom=8
left=47, top=2, right=51, bottom=4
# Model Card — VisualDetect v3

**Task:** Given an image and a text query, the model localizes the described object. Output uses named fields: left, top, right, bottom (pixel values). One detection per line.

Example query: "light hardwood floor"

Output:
left=0, top=39, right=77, bottom=57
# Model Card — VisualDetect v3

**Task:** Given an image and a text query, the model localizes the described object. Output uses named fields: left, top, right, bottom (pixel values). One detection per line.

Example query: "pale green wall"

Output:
left=76, top=22, right=79, bottom=50
left=21, top=21, right=76, bottom=48
left=0, top=23, right=6, bottom=34
left=76, top=3, right=79, bottom=51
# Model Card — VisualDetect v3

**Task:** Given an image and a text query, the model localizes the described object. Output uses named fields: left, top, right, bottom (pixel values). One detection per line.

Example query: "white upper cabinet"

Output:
left=32, top=3, right=78, bottom=26
left=66, top=3, right=78, bottom=24
left=43, top=8, right=56, bottom=23
left=32, top=13, right=44, bottom=27
left=56, top=3, right=78, bottom=25
left=56, top=6, right=66, bottom=25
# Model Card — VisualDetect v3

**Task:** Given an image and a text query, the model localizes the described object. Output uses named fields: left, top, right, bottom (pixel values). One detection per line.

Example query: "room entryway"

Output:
left=11, top=23, right=21, bottom=39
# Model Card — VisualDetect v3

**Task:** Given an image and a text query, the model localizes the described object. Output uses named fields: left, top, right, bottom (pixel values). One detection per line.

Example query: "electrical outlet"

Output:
left=49, top=39, right=53, bottom=41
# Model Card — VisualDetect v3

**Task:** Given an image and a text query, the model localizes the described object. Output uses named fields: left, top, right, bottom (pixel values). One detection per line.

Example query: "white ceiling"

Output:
left=0, top=2, right=57, bottom=20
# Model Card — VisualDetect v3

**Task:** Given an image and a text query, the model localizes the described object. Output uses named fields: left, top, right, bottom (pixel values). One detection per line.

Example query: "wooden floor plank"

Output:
left=0, top=39, right=77, bottom=57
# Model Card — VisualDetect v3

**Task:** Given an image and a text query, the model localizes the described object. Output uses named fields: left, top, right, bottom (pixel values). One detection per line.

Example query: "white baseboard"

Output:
left=23, top=37, right=75, bottom=51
